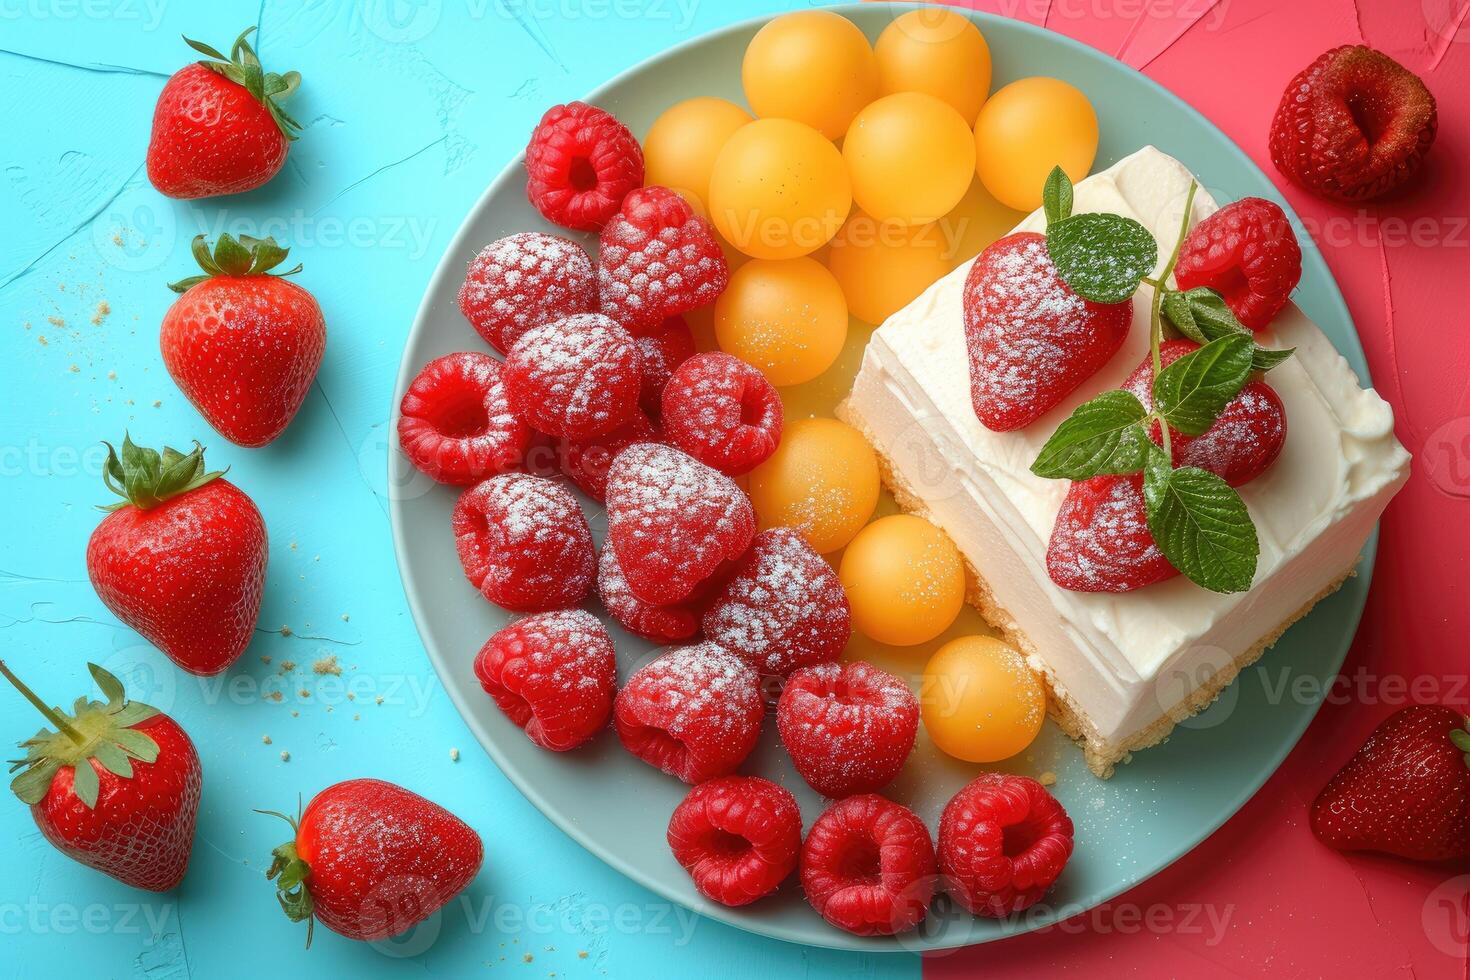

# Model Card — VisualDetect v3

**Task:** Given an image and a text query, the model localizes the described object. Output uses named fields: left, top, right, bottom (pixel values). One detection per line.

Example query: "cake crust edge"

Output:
left=836, top=397, right=1357, bottom=779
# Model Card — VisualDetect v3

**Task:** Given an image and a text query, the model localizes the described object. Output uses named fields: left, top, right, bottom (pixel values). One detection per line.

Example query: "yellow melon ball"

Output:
left=748, top=418, right=878, bottom=554
left=742, top=9, right=878, bottom=140
left=875, top=8, right=992, bottom=123
left=826, top=212, right=952, bottom=324
left=714, top=257, right=848, bottom=387
left=643, top=97, right=752, bottom=213
left=973, top=76, right=1099, bottom=213
left=709, top=118, right=852, bottom=260
left=844, top=93, right=975, bottom=226
left=922, top=636, right=1046, bottom=763
left=840, top=514, right=966, bottom=647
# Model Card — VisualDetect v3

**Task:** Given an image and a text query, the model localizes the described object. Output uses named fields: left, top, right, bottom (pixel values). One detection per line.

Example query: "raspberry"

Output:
left=1174, top=198, right=1302, bottom=331
left=397, top=352, right=531, bottom=485
left=473, top=610, right=617, bottom=752
left=1046, top=474, right=1178, bottom=593
left=505, top=313, right=643, bottom=439
left=777, top=662, right=918, bottom=797
left=1123, top=340, right=1287, bottom=487
left=457, top=232, right=596, bottom=354
left=666, top=776, right=802, bottom=907
left=597, top=545, right=701, bottom=644
left=605, top=443, right=756, bottom=606
left=636, top=315, right=697, bottom=420
left=938, top=773, right=1074, bottom=917
left=525, top=101, right=644, bottom=232
left=452, top=473, right=595, bottom=612
left=702, top=528, right=849, bottom=676
left=598, top=186, right=730, bottom=334
left=558, top=410, right=658, bottom=504
left=662, top=352, right=783, bottom=476
left=964, top=233, right=1132, bottom=431
left=800, top=794, right=936, bottom=936
left=613, top=642, right=764, bottom=783
left=1269, top=45, right=1437, bottom=203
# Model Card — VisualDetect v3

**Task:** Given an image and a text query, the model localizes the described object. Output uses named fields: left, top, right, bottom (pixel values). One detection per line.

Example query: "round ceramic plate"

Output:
left=390, top=5, right=1377, bottom=952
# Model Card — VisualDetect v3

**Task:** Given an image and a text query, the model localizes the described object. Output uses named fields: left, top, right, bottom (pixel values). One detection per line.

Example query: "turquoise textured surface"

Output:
left=0, top=2, right=914, bottom=977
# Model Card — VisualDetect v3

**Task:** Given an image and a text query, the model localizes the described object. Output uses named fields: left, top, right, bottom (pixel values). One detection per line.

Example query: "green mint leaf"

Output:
left=1046, top=213, right=1158, bottom=305
left=1042, top=166, right=1073, bottom=226
left=1031, top=390, right=1153, bottom=479
left=1143, top=464, right=1259, bottom=593
left=1161, top=290, right=1208, bottom=344
left=1152, top=334, right=1254, bottom=436
left=1250, top=346, right=1296, bottom=372
left=1164, top=287, right=1294, bottom=373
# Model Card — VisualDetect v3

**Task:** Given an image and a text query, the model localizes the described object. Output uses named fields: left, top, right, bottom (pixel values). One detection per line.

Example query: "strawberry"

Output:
left=161, top=234, right=326, bottom=448
left=3, top=661, right=202, bottom=891
left=963, top=232, right=1133, bottom=431
left=1046, top=473, right=1178, bottom=593
left=1311, top=705, right=1470, bottom=863
left=1122, top=340, right=1288, bottom=487
left=87, top=437, right=267, bottom=676
left=147, top=28, right=301, bottom=199
left=263, top=778, right=483, bottom=944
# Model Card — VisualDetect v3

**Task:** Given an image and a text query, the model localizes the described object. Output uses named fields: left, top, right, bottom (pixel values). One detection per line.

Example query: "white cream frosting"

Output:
left=847, top=147, right=1410, bottom=744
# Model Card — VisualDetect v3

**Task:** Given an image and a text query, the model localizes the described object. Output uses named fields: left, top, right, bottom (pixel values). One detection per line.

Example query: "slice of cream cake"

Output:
left=839, top=146, right=1410, bottom=777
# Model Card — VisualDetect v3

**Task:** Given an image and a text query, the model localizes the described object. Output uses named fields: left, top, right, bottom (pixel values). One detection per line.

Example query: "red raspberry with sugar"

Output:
left=457, top=232, right=596, bottom=354
left=613, top=642, right=764, bottom=784
left=525, top=101, right=644, bottom=232
left=504, top=312, right=643, bottom=439
left=604, top=443, right=756, bottom=606
left=473, top=610, right=617, bottom=752
left=662, top=352, right=783, bottom=476
left=636, top=315, right=697, bottom=420
left=778, top=662, right=918, bottom=798
left=667, top=776, right=802, bottom=907
left=398, top=351, right=531, bottom=485
left=596, top=545, right=701, bottom=644
left=558, top=410, right=659, bottom=504
left=598, top=186, right=729, bottom=334
left=939, top=773, right=1074, bottom=917
left=800, top=794, right=936, bottom=936
left=452, top=473, right=595, bottom=612
left=702, top=528, right=848, bottom=676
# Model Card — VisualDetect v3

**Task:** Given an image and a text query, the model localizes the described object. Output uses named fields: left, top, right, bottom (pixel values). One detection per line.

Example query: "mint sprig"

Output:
left=1031, top=390, right=1153, bottom=480
left=1162, top=287, right=1294, bottom=372
left=1031, top=168, right=1291, bottom=593
left=1142, top=452, right=1258, bottom=593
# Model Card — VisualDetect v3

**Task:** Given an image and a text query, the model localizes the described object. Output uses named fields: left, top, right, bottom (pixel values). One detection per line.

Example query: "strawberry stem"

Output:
left=0, top=660, right=86, bottom=745
left=1146, top=180, right=1199, bottom=460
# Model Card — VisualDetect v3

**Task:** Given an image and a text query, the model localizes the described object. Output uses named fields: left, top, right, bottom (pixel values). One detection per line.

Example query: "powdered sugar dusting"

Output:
left=458, top=232, right=595, bottom=353
left=702, top=528, right=849, bottom=676
left=452, top=472, right=595, bottom=611
left=604, top=443, right=756, bottom=605
left=598, top=187, right=730, bottom=332
left=505, top=312, right=642, bottom=439
left=963, top=233, right=1132, bottom=431
left=473, top=609, right=616, bottom=751
left=1046, top=474, right=1176, bottom=593
left=663, top=351, right=783, bottom=476
left=613, top=641, right=764, bottom=783
left=597, top=543, right=701, bottom=643
left=777, top=661, right=918, bottom=798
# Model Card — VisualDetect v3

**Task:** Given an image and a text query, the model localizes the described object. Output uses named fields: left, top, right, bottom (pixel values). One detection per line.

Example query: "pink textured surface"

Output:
left=929, top=0, right=1470, bottom=976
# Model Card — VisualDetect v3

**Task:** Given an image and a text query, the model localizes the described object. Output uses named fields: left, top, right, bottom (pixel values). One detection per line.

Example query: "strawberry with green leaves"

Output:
left=162, top=234, right=326, bottom=448
left=147, top=27, right=301, bottom=199
left=262, top=779, right=483, bottom=945
left=4, top=661, right=202, bottom=892
left=87, top=437, right=267, bottom=676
